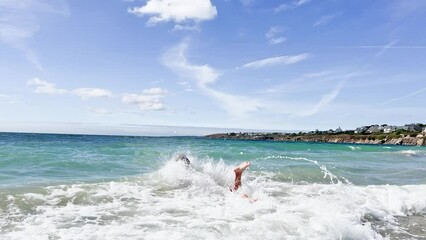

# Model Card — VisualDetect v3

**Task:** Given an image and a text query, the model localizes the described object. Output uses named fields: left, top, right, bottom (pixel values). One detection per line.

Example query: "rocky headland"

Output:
left=205, top=132, right=426, bottom=146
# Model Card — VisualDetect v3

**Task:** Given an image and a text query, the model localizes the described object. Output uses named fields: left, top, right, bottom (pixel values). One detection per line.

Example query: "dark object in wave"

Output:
left=176, top=154, right=190, bottom=165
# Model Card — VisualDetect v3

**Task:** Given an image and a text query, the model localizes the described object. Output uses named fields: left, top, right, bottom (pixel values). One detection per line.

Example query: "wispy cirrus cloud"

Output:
left=260, top=71, right=367, bottom=118
left=201, top=86, right=261, bottom=117
left=313, top=13, right=341, bottom=27
left=162, top=41, right=261, bottom=117
left=162, top=41, right=220, bottom=85
left=290, top=71, right=370, bottom=117
left=390, top=0, right=426, bottom=19
left=294, top=80, right=346, bottom=117
left=0, top=93, right=21, bottom=104
left=240, top=0, right=255, bottom=7
left=240, top=54, right=311, bottom=69
left=380, top=87, right=426, bottom=106
left=274, top=0, right=311, bottom=13
left=265, top=71, right=367, bottom=95
left=265, top=26, right=287, bottom=45
left=341, top=40, right=426, bottom=59
left=350, top=45, right=426, bottom=49
left=27, top=78, right=67, bottom=94
left=0, top=0, right=69, bottom=71
left=347, top=40, right=426, bottom=50
left=347, top=40, right=426, bottom=59
left=89, top=107, right=113, bottom=115
left=373, top=40, right=399, bottom=57
left=301, top=71, right=333, bottom=78
left=128, top=0, right=217, bottom=30
left=122, top=87, right=168, bottom=110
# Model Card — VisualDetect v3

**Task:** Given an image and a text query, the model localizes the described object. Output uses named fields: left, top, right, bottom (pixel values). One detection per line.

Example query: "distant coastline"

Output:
left=206, top=123, right=426, bottom=146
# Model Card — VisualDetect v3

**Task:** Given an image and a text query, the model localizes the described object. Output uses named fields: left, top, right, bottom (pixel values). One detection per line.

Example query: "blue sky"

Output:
left=0, top=0, right=425, bottom=135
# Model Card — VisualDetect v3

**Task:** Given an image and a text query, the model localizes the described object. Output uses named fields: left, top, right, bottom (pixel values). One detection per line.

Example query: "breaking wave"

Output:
left=1, top=154, right=425, bottom=240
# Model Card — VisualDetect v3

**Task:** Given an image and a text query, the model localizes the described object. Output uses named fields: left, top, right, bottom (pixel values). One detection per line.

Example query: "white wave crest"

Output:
left=398, top=150, right=425, bottom=157
left=349, top=146, right=361, bottom=151
left=262, top=155, right=351, bottom=184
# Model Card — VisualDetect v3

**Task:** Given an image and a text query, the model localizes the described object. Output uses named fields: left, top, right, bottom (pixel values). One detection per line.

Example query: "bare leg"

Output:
left=233, top=161, right=251, bottom=191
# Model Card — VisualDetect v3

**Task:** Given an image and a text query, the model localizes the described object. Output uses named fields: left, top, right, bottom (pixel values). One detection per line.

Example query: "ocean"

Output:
left=0, top=132, right=425, bottom=240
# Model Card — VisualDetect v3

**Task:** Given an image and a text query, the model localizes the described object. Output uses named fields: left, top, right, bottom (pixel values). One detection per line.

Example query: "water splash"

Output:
left=261, top=155, right=351, bottom=184
left=1, top=166, right=425, bottom=239
left=398, top=150, right=425, bottom=157
left=349, top=146, right=361, bottom=151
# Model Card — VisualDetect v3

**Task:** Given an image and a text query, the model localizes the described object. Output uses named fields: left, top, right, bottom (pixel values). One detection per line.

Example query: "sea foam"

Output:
left=398, top=150, right=425, bottom=157
left=1, top=156, right=425, bottom=240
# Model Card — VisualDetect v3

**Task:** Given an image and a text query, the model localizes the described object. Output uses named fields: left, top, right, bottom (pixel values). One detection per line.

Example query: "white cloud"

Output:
left=162, top=41, right=261, bottom=117
left=142, top=87, right=168, bottom=95
left=128, top=0, right=217, bottom=26
left=73, top=88, right=113, bottom=100
left=172, top=23, right=201, bottom=32
left=274, top=0, right=311, bottom=13
left=0, top=0, right=69, bottom=71
left=162, top=41, right=220, bottom=85
left=122, top=87, right=168, bottom=110
left=241, top=54, right=311, bottom=69
left=0, top=93, right=20, bottom=104
left=27, top=78, right=67, bottom=94
left=296, top=0, right=311, bottom=6
left=89, top=107, right=113, bottom=115
left=265, top=26, right=287, bottom=45
left=240, top=0, right=255, bottom=7
left=27, top=78, right=115, bottom=101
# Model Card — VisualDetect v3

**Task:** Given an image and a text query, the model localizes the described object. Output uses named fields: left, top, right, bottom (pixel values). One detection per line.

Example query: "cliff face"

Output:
left=206, top=133, right=426, bottom=146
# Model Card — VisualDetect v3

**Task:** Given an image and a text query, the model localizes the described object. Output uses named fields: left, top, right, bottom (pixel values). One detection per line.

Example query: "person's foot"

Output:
left=234, top=161, right=251, bottom=174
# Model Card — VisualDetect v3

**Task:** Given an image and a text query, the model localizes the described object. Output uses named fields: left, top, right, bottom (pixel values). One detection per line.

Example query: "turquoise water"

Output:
left=0, top=133, right=425, bottom=239
left=1, top=133, right=425, bottom=187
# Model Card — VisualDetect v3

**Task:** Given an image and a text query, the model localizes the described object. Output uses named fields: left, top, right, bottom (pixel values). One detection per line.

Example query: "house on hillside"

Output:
left=355, top=126, right=368, bottom=134
left=335, top=127, right=343, bottom=133
left=403, top=124, right=422, bottom=132
left=366, top=125, right=381, bottom=133
left=383, top=126, right=397, bottom=133
left=423, top=127, right=426, bottom=134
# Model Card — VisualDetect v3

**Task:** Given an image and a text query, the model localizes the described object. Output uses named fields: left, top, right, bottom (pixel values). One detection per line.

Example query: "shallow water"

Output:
left=0, top=133, right=425, bottom=239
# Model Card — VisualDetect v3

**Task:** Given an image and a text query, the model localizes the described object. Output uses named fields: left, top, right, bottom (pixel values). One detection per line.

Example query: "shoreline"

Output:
left=205, top=133, right=426, bottom=146
left=1, top=131, right=425, bottom=146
